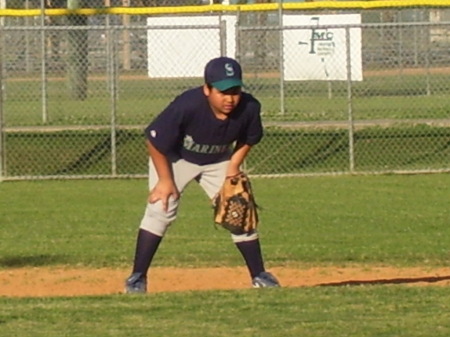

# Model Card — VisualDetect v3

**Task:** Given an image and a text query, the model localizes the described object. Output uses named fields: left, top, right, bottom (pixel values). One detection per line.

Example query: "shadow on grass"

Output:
left=319, top=275, right=450, bottom=287
left=0, top=255, right=70, bottom=268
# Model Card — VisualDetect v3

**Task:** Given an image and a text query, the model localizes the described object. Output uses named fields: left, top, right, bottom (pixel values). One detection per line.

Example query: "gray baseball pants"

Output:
left=139, top=158, right=259, bottom=242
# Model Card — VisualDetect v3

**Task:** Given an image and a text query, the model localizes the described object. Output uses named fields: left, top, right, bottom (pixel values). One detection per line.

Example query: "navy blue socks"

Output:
left=235, top=239, right=265, bottom=278
left=132, top=229, right=162, bottom=275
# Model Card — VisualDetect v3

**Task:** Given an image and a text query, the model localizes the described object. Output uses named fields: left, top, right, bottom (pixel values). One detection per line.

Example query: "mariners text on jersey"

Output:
left=182, top=135, right=230, bottom=155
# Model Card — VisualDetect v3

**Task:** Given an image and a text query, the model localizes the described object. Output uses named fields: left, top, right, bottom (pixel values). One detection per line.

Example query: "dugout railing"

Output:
left=0, top=2, right=449, bottom=181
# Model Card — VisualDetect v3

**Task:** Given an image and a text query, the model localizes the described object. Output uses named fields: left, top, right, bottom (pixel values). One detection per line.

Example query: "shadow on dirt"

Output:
left=318, top=275, right=450, bottom=287
left=0, top=255, right=70, bottom=268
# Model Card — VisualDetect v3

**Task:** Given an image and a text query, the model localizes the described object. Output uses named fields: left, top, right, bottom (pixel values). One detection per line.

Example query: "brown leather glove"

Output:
left=213, top=173, right=259, bottom=235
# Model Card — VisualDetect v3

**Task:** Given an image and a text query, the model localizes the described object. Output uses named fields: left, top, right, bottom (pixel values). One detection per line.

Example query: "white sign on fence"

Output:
left=146, top=16, right=237, bottom=78
left=283, top=14, right=363, bottom=81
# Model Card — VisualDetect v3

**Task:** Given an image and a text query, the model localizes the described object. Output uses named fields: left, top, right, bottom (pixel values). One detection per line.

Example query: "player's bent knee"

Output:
left=231, top=230, right=259, bottom=243
left=139, top=215, right=171, bottom=237
left=139, top=202, right=177, bottom=237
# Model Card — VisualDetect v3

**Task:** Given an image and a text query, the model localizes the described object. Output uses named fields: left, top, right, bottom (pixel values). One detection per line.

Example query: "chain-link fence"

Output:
left=0, top=5, right=449, bottom=180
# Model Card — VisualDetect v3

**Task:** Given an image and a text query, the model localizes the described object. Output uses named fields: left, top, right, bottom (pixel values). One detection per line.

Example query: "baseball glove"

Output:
left=213, top=172, right=259, bottom=235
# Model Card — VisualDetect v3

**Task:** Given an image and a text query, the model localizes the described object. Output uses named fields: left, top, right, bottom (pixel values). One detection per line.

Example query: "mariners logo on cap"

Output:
left=225, top=63, right=235, bottom=77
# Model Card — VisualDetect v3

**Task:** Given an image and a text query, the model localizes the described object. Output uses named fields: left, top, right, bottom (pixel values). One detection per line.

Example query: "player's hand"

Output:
left=148, top=180, right=180, bottom=212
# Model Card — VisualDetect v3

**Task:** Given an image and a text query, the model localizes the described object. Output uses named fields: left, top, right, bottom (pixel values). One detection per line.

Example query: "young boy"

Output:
left=125, top=56, right=279, bottom=293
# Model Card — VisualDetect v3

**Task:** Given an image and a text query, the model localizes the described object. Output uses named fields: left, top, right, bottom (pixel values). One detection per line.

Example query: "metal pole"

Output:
left=278, top=0, right=285, bottom=115
left=397, top=10, right=403, bottom=75
left=109, top=31, right=117, bottom=177
left=220, top=19, right=227, bottom=56
left=413, top=9, right=418, bottom=66
left=40, top=0, right=48, bottom=123
left=0, top=0, right=4, bottom=26
left=235, top=8, right=241, bottom=61
left=345, top=27, right=355, bottom=173
left=106, top=0, right=118, bottom=176
left=0, top=0, right=5, bottom=180
left=25, top=0, right=32, bottom=73
left=424, top=9, right=431, bottom=96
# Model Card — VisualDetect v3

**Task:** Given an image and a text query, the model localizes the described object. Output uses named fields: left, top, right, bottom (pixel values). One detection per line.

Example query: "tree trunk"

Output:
left=67, top=0, right=88, bottom=100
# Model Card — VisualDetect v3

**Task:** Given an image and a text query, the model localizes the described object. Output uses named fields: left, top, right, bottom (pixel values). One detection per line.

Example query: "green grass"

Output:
left=1, top=174, right=450, bottom=336
left=1, top=175, right=449, bottom=268
left=1, top=287, right=450, bottom=337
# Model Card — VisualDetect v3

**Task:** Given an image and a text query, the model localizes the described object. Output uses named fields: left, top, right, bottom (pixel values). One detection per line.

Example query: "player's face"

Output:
left=203, top=85, right=242, bottom=119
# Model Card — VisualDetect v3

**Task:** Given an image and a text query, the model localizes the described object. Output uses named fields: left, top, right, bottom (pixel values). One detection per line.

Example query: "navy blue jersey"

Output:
left=145, top=87, right=263, bottom=165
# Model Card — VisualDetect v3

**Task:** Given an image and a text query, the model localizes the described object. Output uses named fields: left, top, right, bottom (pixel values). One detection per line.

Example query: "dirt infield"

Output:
left=1, top=266, right=450, bottom=297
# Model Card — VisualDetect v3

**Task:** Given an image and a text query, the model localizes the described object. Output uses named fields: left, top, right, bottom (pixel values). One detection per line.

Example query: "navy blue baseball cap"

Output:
left=204, top=57, right=243, bottom=91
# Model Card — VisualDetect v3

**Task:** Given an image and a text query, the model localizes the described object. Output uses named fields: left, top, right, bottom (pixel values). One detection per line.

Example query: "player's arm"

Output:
left=226, top=97, right=262, bottom=177
left=146, top=139, right=180, bottom=211
left=226, top=142, right=252, bottom=177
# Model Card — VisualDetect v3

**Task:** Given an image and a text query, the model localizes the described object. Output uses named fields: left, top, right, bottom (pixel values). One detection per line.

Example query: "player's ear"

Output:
left=203, top=84, right=211, bottom=97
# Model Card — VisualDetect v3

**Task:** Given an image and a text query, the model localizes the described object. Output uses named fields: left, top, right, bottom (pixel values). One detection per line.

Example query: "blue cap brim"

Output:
left=211, top=78, right=243, bottom=91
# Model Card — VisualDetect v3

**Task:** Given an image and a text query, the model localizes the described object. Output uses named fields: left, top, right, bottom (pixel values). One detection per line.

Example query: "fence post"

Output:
left=278, top=0, right=285, bottom=115
left=40, top=0, right=48, bottom=123
left=0, top=0, right=6, bottom=182
left=346, top=26, right=355, bottom=173
left=220, top=18, right=227, bottom=56
left=107, top=22, right=118, bottom=177
left=0, top=25, right=3, bottom=182
left=424, top=10, right=431, bottom=96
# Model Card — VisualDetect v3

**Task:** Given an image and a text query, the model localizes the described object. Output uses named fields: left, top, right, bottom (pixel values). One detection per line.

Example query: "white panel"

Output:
left=146, top=16, right=236, bottom=78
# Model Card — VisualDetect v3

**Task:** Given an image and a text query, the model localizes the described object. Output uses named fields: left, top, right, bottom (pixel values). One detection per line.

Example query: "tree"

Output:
left=66, top=0, right=89, bottom=100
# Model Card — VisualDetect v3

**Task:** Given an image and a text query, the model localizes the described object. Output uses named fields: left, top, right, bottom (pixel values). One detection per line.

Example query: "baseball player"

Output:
left=125, top=56, right=280, bottom=293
